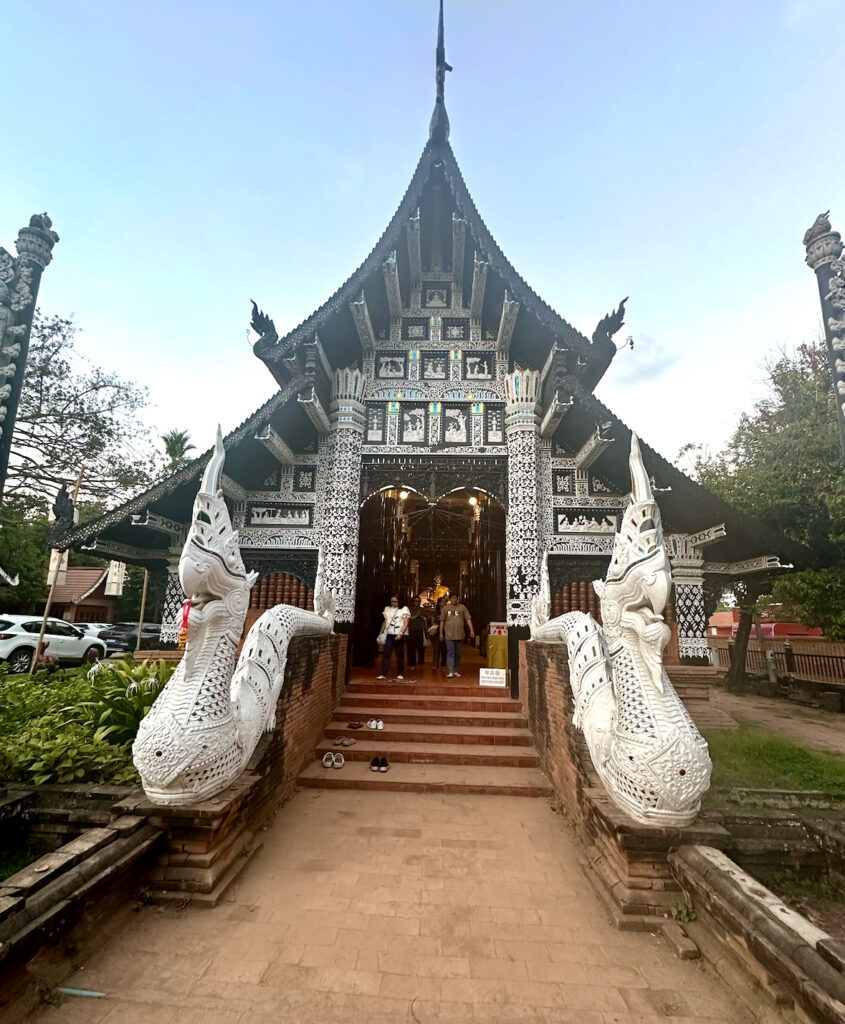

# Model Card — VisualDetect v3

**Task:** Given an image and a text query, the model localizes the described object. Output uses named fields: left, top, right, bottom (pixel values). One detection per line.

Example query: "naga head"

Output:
left=179, top=426, right=257, bottom=628
left=596, top=435, right=672, bottom=651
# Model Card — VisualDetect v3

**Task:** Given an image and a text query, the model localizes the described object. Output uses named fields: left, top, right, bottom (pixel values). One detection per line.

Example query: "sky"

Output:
left=2, top=0, right=843, bottom=474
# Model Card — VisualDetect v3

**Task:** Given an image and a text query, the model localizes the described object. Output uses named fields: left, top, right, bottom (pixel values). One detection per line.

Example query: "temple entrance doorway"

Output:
left=351, top=485, right=506, bottom=669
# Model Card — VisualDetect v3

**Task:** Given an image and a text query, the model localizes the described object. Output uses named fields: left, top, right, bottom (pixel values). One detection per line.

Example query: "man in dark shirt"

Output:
left=440, top=594, right=475, bottom=678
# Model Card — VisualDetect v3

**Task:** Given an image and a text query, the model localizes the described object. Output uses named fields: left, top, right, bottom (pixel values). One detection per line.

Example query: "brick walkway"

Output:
left=29, top=790, right=755, bottom=1024
left=712, top=688, right=845, bottom=755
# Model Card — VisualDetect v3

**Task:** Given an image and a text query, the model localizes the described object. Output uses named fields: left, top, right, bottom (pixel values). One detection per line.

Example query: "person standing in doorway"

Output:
left=377, top=595, right=409, bottom=680
left=406, top=597, right=426, bottom=674
left=429, top=596, right=446, bottom=670
left=440, top=594, right=474, bottom=678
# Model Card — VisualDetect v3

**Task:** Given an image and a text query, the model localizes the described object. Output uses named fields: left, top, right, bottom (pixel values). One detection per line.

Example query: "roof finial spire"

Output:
left=429, top=0, right=452, bottom=143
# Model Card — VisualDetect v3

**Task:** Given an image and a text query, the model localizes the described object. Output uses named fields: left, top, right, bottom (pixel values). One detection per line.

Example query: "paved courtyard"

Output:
left=29, top=790, right=756, bottom=1024
left=712, top=688, right=845, bottom=755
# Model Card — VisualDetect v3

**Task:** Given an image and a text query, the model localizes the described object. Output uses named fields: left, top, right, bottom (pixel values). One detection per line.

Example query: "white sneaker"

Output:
left=446, top=672, right=454, bottom=678
left=367, top=719, right=378, bottom=729
left=454, top=672, right=461, bottom=678
left=376, top=675, right=386, bottom=680
left=376, top=719, right=384, bottom=730
left=396, top=675, right=404, bottom=680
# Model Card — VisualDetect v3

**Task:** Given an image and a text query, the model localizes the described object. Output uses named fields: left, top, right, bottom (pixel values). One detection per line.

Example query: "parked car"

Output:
left=0, top=615, right=108, bottom=674
left=98, top=622, right=161, bottom=654
left=74, top=622, right=112, bottom=637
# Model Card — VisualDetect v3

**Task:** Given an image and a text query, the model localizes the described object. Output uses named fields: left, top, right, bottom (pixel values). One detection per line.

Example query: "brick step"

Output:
left=298, top=760, right=552, bottom=798
left=314, top=739, right=539, bottom=768
left=325, top=722, right=534, bottom=746
left=333, top=706, right=526, bottom=729
left=347, top=682, right=505, bottom=698
left=342, top=693, right=520, bottom=713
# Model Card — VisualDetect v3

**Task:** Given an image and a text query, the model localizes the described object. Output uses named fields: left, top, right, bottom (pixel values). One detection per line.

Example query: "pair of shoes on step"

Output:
left=446, top=672, right=462, bottom=678
left=366, top=718, right=384, bottom=730
left=322, top=751, right=345, bottom=769
left=370, top=756, right=390, bottom=773
left=335, top=736, right=356, bottom=747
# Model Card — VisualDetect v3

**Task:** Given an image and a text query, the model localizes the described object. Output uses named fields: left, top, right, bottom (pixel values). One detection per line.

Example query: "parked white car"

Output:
left=74, top=622, right=112, bottom=638
left=0, top=615, right=108, bottom=674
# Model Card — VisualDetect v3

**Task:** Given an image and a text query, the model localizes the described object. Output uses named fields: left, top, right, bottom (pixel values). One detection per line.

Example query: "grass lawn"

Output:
left=704, top=725, right=845, bottom=794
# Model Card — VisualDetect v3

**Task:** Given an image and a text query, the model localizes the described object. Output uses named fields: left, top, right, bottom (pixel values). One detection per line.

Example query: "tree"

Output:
left=0, top=496, right=49, bottom=611
left=5, top=311, right=159, bottom=506
left=682, top=340, right=845, bottom=654
left=161, top=429, right=196, bottom=473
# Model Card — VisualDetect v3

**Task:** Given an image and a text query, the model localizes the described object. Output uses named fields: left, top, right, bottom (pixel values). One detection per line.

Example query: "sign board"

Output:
left=488, top=622, right=508, bottom=636
left=47, top=549, right=68, bottom=587
left=104, top=560, right=127, bottom=597
left=479, top=667, right=508, bottom=688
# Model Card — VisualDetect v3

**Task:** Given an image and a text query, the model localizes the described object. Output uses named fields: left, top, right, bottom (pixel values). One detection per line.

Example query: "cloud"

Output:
left=609, top=333, right=680, bottom=386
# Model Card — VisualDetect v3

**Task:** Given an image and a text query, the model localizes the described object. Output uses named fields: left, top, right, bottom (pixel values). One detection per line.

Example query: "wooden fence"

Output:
left=708, top=637, right=845, bottom=685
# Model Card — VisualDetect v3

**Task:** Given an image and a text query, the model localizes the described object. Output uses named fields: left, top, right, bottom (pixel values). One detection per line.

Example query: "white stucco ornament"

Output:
left=133, top=428, right=335, bottom=806
left=530, top=434, right=712, bottom=827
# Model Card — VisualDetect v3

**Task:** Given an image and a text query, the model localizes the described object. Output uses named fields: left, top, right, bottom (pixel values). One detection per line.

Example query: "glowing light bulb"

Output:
left=468, top=495, right=478, bottom=506
left=399, top=490, right=409, bottom=500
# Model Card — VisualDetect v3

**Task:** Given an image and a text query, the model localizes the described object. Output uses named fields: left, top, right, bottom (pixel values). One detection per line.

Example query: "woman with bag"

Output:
left=376, top=595, right=410, bottom=680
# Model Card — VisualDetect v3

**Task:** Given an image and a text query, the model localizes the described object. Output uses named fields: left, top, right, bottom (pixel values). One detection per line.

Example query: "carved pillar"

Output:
left=504, top=369, right=541, bottom=627
left=0, top=214, right=59, bottom=503
left=803, top=212, right=845, bottom=457
left=503, top=368, right=541, bottom=695
left=321, top=366, right=366, bottom=624
left=159, top=550, right=185, bottom=645
left=666, top=534, right=710, bottom=662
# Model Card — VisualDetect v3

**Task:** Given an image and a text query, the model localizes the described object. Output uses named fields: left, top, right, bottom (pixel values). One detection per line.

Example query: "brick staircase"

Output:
left=298, top=664, right=552, bottom=797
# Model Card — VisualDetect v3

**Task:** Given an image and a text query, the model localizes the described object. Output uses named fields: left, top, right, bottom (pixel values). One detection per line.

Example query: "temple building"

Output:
left=54, top=5, right=804, bottom=689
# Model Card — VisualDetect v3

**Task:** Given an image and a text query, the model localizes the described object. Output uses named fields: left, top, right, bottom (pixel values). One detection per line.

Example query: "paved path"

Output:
left=30, top=790, right=756, bottom=1024
left=712, top=689, right=845, bottom=755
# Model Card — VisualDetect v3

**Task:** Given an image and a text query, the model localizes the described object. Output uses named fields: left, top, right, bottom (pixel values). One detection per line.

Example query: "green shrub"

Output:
left=67, top=659, right=173, bottom=746
left=0, top=659, right=174, bottom=787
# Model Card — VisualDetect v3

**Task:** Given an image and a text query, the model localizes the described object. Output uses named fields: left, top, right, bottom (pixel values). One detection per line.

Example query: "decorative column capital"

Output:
left=504, top=368, right=541, bottom=434
left=15, top=213, right=59, bottom=269
left=330, top=365, right=366, bottom=431
left=804, top=211, right=842, bottom=271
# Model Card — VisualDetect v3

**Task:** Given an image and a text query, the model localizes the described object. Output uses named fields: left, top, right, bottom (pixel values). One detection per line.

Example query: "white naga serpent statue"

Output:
left=133, top=429, right=335, bottom=806
left=530, top=435, right=712, bottom=827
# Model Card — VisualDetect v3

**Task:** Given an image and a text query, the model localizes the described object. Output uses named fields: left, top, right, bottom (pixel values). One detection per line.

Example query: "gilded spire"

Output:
left=429, top=0, right=452, bottom=143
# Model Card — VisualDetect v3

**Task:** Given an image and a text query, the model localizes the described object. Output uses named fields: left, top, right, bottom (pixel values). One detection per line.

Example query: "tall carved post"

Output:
left=672, top=570, right=709, bottom=664
left=159, top=550, right=185, bottom=645
left=803, top=212, right=845, bottom=457
left=322, top=366, right=366, bottom=626
left=504, top=368, right=541, bottom=695
left=0, top=214, right=59, bottom=503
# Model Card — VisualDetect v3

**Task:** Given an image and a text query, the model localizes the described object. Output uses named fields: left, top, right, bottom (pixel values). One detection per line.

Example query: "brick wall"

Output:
left=132, top=633, right=347, bottom=903
left=520, top=640, right=729, bottom=929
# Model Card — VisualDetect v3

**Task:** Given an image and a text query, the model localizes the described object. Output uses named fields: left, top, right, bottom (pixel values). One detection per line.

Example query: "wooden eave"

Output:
left=557, top=380, right=812, bottom=569
left=54, top=376, right=307, bottom=557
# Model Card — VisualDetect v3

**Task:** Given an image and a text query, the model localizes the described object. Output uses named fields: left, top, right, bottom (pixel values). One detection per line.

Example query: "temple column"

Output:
left=0, top=215, right=59, bottom=503
left=504, top=369, right=542, bottom=694
left=321, top=366, right=366, bottom=625
left=159, top=549, right=185, bottom=645
left=803, top=213, right=845, bottom=457
left=668, top=537, right=708, bottom=663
